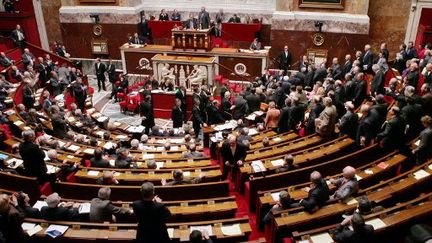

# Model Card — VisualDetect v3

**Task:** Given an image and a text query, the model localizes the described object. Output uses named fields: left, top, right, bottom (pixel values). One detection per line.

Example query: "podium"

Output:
left=171, top=28, right=212, bottom=51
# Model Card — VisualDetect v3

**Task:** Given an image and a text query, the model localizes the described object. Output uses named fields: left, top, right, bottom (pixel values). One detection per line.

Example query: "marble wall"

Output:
left=41, top=0, right=62, bottom=46
left=276, top=0, right=369, bottom=14
left=61, top=0, right=141, bottom=6
left=368, top=0, right=411, bottom=58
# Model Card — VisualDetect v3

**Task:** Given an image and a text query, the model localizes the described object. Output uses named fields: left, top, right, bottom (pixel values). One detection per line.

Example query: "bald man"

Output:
left=220, top=135, right=247, bottom=180
left=299, top=171, right=330, bottom=213
left=330, top=166, right=359, bottom=201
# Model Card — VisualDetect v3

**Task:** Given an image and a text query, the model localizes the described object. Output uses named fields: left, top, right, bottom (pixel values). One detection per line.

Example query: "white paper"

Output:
left=170, top=138, right=183, bottom=144
left=87, top=170, right=99, bottom=176
left=113, top=122, right=121, bottom=127
left=104, top=142, right=115, bottom=150
left=58, top=140, right=66, bottom=147
left=7, top=158, right=23, bottom=169
left=156, top=146, right=164, bottom=151
left=346, top=198, right=358, bottom=205
left=116, top=135, right=128, bottom=140
left=365, top=218, right=387, bottom=230
left=413, top=169, right=430, bottom=180
left=167, top=228, right=174, bottom=238
left=109, top=160, right=115, bottom=167
left=142, top=154, right=155, bottom=159
left=221, top=224, right=242, bottom=236
left=171, top=146, right=179, bottom=151
left=248, top=129, right=259, bottom=136
left=45, top=224, right=69, bottom=236
left=272, top=137, right=282, bottom=142
left=189, top=225, right=213, bottom=236
left=68, top=145, right=80, bottom=152
left=13, top=120, right=24, bottom=126
left=22, top=223, right=42, bottom=236
left=22, top=222, right=36, bottom=231
left=78, top=203, right=91, bottom=214
left=86, top=108, right=95, bottom=114
left=310, top=232, right=334, bottom=243
left=33, top=200, right=48, bottom=210
left=429, top=164, right=432, bottom=170
left=251, top=160, right=266, bottom=173
left=271, top=192, right=280, bottom=201
left=46, top=165, right=59, bottom=174
left=183, top=171, right=191, bottom=177
left=355, top=174, right=362, bottom=181
left=246, top=114, right=256, bottom=120
left=254, top=111, right=264, bottom=116
left=156, top=162, right=164, bottom=169
left=365, top=169, right=374, bottom=175
left=271, top=159, right=285, bottom=167
left=83, top=148, right=95, bottom=154
left=97, top=116, right=109, bottom=123
left=414, top=140, right=420, bottom=146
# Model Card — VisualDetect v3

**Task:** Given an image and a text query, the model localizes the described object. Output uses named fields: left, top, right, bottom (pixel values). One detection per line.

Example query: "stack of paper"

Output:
left=97, top=116, right=109, bottom=123
left=248, top=129, right=259, bottom=136
left=251, top=160, right=266, bottom=173
left=116, top=135, right=128, bottom=140
left=364, top=169, right=374, bottom=174
left=272, top=137, right=282, bottom=142
left=13, top=120, right=24, bottom=126
left=271, top=159, right=285, bottom=167
left=104, top=142, right=115, bottom=150
left=22, top=223, right=43, bottom=236
left=221, top=224, right=242, bottom=236
left=183, top=171, right=191, bottom=177
left=78, top=203, right=91, bottom=214
left=45, top=224, right=69, bottom=238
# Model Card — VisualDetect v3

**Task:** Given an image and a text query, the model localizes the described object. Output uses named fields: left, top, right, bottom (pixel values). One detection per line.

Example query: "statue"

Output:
left=179, top=65, right=186, bottom=87
left=160, top=63, right=176, bottom=84
left=187, top=65, right=206, bottom=87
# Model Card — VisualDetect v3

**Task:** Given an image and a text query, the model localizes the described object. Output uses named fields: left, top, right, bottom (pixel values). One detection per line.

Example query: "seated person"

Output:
left=237, top=127, right=253, bottom=145
left=299, top=171, right=330, bottom=213
left=261, top=191, right=297, bottom=229
left=152, top=126, right=166, bottom=136
left=275, top=154, right=299, bottom=173
left=114, top=148, right=134, bottom=168
left=331, top=213, right=375, bottom=243
left=15, top=191, right=41, bottom=218
left=128, top=32, right=144, bottom=45
left=90, top=187, right=132, bottom=223
left=130, top=139, right=140, bottom=150
left=91, top=148, right=111, bottom=168
left=96, top=171, right=119, bottom=185
left=163, top=142, right=171, bottom=151
left=46, top=149, right=79, bottom=180
left=183, top=144, right=204, bottom=158
left=161, top=169, right=205, bottom=186
left=329, top=166, right=359, bottom=202
left=249, top=38, right=261, bottom=50
left=190, top=229, right=213, bottom=243
left=147, top=160, right=157, bottom=169
left=262, top=137, right=270, bottom=147
left=41, top=193, right=80, bottom=221
left=228, top=14, right=241, bottom=23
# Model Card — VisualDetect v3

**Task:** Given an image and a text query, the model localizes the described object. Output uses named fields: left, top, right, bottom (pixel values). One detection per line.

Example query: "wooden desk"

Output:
left=171, top=28, right=212, bottom=50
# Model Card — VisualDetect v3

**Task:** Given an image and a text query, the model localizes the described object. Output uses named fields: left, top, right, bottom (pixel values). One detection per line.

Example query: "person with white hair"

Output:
left=405, top=62, right=420, bottom=88
left=299, top=171, right=330, bottom=213
left=315, top=97, right=338, bottom=138
left=130, top=139, right=140, bottom=150
left=19, top=129, right=48, bottom=182
left=40, top=192, right=79, bottom=221
left=371, top=64, right=385, bottom=96
left=338, top=101, right=358, bottom=139
left=341, top=54, right=352, bottom=77
left=356, top=104, right=380, bottom=147
left=90, top=187, right=132, bottom=222
left=330, top=166, right=359, bottom=202
left=376, top=106, right=406, bottom=150
left=363, top=44, right=373, bottom=72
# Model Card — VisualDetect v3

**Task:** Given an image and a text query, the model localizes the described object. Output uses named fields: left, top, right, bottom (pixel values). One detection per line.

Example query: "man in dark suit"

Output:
left=128, top=32, right=144, bottom=45
left=19, top=130, right=48, bottom=182
left=139, top=14, right=151, bottom=43
left=331, top=57, right=343, bottom=81
left=21, top=48, right=35, bottom=69
left=341, top=54, right=352, bottom=78
left=198, top=7, right=210, bottom=29
left=245, top=88, right=261, bottom=113
left=412, top=115, right=432, bottom=164
left=356, top=104, right=380, bottom=146
left=10, top=24, right=25, bottom=49
left=380, top=42, right=389, bottom=61
left=362, top=44, right=373, bottom=73
left=107, top=60, right=116, bottom=99
left=171, top=98, right=184, bottom=128
left=161, top=169, right=204, bottom=186
left=332, top=213, right=375, bottom=243
left=133, top=182, right=171, bottom=243
left=73, top=77, right=87, bottom=111
left=90, top=187, right=131, bottom=223
left=184, top=13, right=198, bottom=29
left=95, top=58, right=107, bottom=92
left=22, top=80, right=34, bottom=109
left=0, top=52, right=13, bottom=68
left=175, top=86, right=187, bottom=121
left=192, top=98, right=207, bottom=138
left=424, top=63, right=432, bottom=87
left=377, top=106, right=406, bottom=150
left=338, top=101, right=358, bottom=139
left=36, top=57, right=49, bottom=87
left=353, top=73, right=367, bottom=108
left=278, top=98, right=292, bottom=133
left=206, top=99, right=225, bottom=125
left=406, top=41, right=418, bottom=60
left=278, top=45, right=292, bottom=73
left=370, top=64, right=385, bottom=96
left=41, top=193, right=80, bottom=221
left=140, top=94, right=155, bottom=134
left=406, top=62, right=420, bottom=89
left=221, top=136, right=247, bottom=180
left=299, top=171, right=330, bottom=213
left=232, top=94, right=248, bottom=120
left=51, top=107, right=69, bottom=139
left=228, top=14, right=241, bottom=23
left=275, top=154, right=299, bottom=173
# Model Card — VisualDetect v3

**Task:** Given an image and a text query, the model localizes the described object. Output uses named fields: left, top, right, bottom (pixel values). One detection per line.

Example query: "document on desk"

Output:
left=310, top=232, right=333, bottom=243
left=270, top=159, right=284, bottom=167
left=22, top=223, right=43, bottom=236
left=78, top=203, right=91, bottom=214
left=271, top=192, right=280, bottom=201
left=142, top=154, right=155, bottom=159
left=45, top=224, right=69, bottom=238
left=221, top=224, right=241, bottom=236
left=413, top=169, right=430, bottom=180
left=251, top=160, right=266, bottom=173
left=68, top=144, right=80, bottom=152
left=366, top=218, right=387, bottom=230
left=156, top=162, right=164, bottom=169
left=248, top=128, right=258, bottom=136
left=167, top=228, right=174, bottom=238
left=46, top=165, right=59, bottom=174
left=83, top=148, right=95, bottom=154
left=32, top=200, right=48, bottom=210
left=87, top=170, right=99, bottom=176
left=190, top=225, right=213, bottom=236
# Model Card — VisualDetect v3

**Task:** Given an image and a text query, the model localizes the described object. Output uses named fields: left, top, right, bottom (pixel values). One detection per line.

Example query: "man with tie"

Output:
left=278, top=45, right=292, bottom=74
left=95, top=58, right=107, bottom=92
left=128, top=33, right=143, bottom=45
left=171, top=98, right=184, bottom=128
left=73, top=77, right=87, bottom=111
left=198, top=7, right=210, bottom=29
left=107, top=60, right=116, bottom=99
left=11, top=24, right=25, bottom=49
left=192, top=98, right=207, bottom=138
left=0, top=52, right=14, bottom=68
left=36, top=57, right=49, bottom=87
left=175, top=86, right=187, bottom=121
left=362, top=44, right=373, bottom=73
left=341, top=54, right=352, bottom=78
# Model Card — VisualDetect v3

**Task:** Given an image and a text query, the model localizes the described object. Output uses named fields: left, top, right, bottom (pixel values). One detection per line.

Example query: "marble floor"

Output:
left=88, top=75, right=173, bottom=128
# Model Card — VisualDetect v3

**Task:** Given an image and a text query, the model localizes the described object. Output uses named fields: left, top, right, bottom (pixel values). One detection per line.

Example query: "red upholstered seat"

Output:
left=115, top=81, right=121, bottom=87
left=127, top=96, right=139, bottom=113
left=119, top=100, right=128, bottom=112
left=283, top=238, right=294, bottom=243
left=117, top=92, right=126, bottom=101
left=87, top=86, right=94, bottom=95
left=39, top=182, right=52, bottom=196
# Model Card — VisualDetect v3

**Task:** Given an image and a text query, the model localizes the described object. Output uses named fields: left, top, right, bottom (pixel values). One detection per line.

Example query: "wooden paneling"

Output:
left=61, top=23, right=138, bottom=59
left=269, top=30, right=369, bottom=69
left=219, top=56, right=262, bottom=81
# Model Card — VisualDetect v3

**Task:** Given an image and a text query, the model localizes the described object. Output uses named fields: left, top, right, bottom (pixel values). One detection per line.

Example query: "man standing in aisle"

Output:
left=95, top=58, right=107, bottom=92
left=198, top=7, right=210, bottom=29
